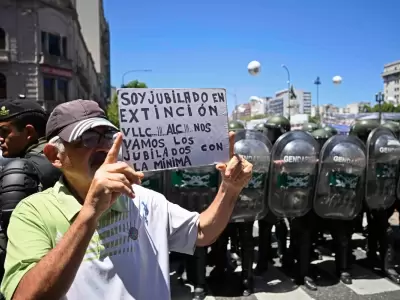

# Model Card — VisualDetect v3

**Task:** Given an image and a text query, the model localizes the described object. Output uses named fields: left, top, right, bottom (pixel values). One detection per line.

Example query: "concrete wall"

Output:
left=0, top=0, right=103, bottom=109
left=75, top=0, right=100, bottom=72
left=0, top=0, right=39, bottom=101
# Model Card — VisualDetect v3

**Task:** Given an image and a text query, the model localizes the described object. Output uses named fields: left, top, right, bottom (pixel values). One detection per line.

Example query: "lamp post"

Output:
left=281, top=64, right=292, bottom=120
left=314, top=76, right=321, bottom=118
left=227, top=90, right=238, bottom=120
left=121, top=69, right=152, bottom=87
left=375, top=92, right=384, bottom=124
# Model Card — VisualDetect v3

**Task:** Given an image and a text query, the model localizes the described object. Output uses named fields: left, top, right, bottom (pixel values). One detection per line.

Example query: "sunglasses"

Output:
left=75, top=130, right=116, bottom=149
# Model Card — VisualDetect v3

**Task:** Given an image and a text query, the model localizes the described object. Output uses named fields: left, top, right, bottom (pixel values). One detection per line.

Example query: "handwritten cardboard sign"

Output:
left=117, top=88, right=230, bottom=171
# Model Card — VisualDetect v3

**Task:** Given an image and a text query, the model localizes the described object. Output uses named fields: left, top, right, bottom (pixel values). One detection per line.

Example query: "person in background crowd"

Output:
left=0, top=99, right=61, bottom=282
left=0, top=99, right=253, bottom=300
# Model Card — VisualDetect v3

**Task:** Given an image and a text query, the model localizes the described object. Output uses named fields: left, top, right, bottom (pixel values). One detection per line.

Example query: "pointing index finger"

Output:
left=104, top=132, right=123, bottom=164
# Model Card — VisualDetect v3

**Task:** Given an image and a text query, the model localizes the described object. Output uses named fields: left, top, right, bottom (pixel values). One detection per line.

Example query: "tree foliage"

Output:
left=239, top=114, right=268, bottom=121
left=308, top=115, right=320, bottom=124
left=361, top=102, right=400, bottom=113
left=106, top=80, right=148, bottom=127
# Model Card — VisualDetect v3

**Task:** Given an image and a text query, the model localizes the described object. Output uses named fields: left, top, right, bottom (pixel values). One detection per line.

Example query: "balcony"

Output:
left=40, top=53, right=73, bottom=70
left=382, top=68, right=400, bottom=78
left=0, top=50, right=10, bottom=63
left=76, top=65, right=91, bottom=94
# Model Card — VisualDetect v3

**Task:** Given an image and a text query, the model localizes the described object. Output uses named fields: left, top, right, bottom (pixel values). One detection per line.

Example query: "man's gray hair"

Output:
left=48, top=136, right=65, bottom=153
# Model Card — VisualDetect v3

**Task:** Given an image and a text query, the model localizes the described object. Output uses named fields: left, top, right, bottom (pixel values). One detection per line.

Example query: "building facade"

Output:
left=382, top=60, right=400, bottom=104
left=250, top=96, right=270, bottom=117
left=232, top=103, right=251, bottom=120
left=269, top=88, right=312, bottom=117
left=0, top=0, right=104, bottom=111
left=75, top=0, right=111, bottom=104
left=345, top=101, right=371, bottom=114
left=311, top=104, right=340, bottom=117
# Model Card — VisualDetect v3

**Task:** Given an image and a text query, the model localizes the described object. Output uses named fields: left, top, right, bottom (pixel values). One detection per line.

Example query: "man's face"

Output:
left=60, top=126, right=115, bottom=185
left=0, top=121, right=30, bottom=158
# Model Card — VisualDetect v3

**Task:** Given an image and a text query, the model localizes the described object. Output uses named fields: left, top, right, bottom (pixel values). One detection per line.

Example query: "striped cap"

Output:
left=46, top=99, right=118, bottom=142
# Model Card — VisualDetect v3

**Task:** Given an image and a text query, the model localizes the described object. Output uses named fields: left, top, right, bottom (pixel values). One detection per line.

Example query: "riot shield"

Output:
left=268, top=131, right=319, bottom=218
left=231, top=130, right=272, bottom=222
left=314, top=135, right=366, bottom=220
left=141, top=171, right=165, bottom=194
left=164, top=165, right=219, bottom=213
left=366, top=127, right=400, bottom=210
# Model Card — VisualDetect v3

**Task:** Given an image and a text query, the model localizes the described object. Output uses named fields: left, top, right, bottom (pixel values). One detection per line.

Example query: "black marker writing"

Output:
left=201, top=142, right=224, bottom=152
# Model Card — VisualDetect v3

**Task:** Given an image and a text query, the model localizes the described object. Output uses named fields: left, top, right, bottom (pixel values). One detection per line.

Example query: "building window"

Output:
left=41, top=31, right=68, bottom=58
left=0, top=73, right=6, bottom=99
left=43, top=77, right=69, bottom=102
left=43, top=77, right=55, bottom=101
left=0, top=28, right=5, bottom=50
left=57, top=78, right=68, bottom=102
left=48, top=33, right=61, bottom=56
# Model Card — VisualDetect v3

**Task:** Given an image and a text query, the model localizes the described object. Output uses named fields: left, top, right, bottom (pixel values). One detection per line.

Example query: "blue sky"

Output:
left=104, top=0, right=400, bottom=113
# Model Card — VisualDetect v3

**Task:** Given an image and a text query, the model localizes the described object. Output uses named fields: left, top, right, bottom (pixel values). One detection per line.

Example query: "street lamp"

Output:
left=314, top=76, right=321, bottom=118
left=227, top=90, right=238, bottom=120
left=375, top=92, right=384, bottom=124
left=121, top=69, right=152, bottom=87
left=281, top=64, right=292, bottom=120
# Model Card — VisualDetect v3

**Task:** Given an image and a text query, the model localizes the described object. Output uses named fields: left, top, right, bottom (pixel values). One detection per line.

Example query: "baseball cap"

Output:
left=0, top=99, right=46, bottom=121
left=46, top=99, right=118, bottom=142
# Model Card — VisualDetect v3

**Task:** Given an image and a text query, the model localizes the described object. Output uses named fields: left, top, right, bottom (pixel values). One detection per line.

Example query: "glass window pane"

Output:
left=48, top=34, right=60, bottom=56
left=0, top=73, right=7, bottom=99
left=43, top=77, right=55, bottom=101
left=57, top=79, right=68, bottom=102
left=41, top=31, right=47, bottom=52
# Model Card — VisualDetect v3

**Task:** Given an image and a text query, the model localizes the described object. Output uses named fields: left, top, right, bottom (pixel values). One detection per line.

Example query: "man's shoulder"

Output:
left=133, top=184, right=166, bottom=200
left=133, top=184, right=168, bottom=210
left=13, top=187, right=57, bottom=214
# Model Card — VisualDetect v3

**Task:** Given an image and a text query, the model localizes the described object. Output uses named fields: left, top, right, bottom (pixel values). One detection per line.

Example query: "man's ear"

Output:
left=43, top=144, right=62, bottom=169
left=24, top=124, right=37, bottom=141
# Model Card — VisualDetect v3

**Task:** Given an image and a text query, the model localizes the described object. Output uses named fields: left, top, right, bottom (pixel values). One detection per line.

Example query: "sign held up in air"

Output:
left=117, top=88, right=230, bottom=171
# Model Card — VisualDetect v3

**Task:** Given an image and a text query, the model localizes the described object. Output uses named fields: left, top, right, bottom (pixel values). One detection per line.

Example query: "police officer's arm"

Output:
left=1, top=200, right=98, bottom=300
left=198, top=130, right=253, bottom=246
left=167, top=133, right=251, bottom=251
left=197, top=132, right=252, bottom=246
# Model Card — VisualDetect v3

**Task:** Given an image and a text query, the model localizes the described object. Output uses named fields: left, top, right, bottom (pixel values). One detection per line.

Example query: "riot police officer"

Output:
left=302, top=122, right=319, bottom=133
left=321, top=125, right=338, bottom=136
left=310, top=129, right=334, bottom=254
left=0, top=99, right=61, bottom=281
left=255, top=117, right=291, bottom=274
left=351, top=119, right=400, bottom=284
left=165, top=165, right=218, bottom=300
left=350, top=119, right=380, bottom=255
left=314, top=126, right=367, bottom=285
left=382, top=121, right=400, bottom=139
left=212, top=120, right=269, bottom=296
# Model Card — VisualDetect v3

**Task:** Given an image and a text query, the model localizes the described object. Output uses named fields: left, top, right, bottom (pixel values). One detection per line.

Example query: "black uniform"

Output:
left=352, top=120, right=400, bottom=284
left=288, top=128, right=335, bottom=291
left=255, top=117, right=290, bottom=274
left=0, top=100, right=61, bottom=281
left=211, top=121, right=267, bottom=297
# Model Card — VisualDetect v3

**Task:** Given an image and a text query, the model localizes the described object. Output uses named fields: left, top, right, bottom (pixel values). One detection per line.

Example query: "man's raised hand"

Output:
left=84, top=133, right=144, bottom=219
left=216, top=131, right=253, bottom=191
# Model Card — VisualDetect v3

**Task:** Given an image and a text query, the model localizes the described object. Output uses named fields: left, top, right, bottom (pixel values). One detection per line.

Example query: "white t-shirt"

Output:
left=67, top=185, right=200, bottom=300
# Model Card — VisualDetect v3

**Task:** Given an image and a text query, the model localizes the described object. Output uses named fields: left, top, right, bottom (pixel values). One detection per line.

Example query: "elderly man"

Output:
left=1, top=99, right=252, bottom=300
